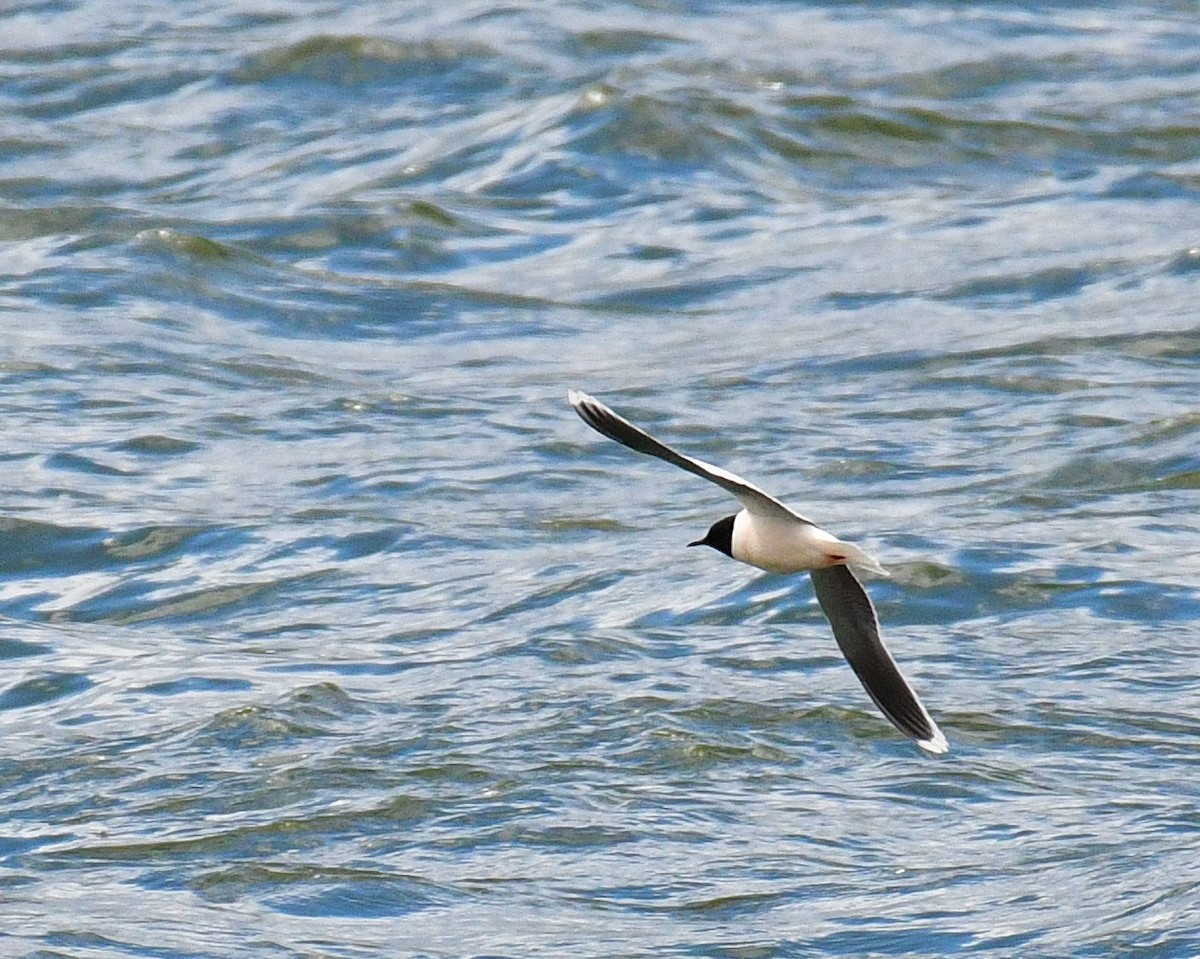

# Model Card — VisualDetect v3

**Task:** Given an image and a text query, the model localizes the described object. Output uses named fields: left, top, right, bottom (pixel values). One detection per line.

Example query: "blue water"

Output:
left=3, top=2, right=1200, bottom=956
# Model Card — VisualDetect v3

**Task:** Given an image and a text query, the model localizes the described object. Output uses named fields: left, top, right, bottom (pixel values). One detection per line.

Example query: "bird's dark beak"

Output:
left=687, top=537, right=704, bottom=548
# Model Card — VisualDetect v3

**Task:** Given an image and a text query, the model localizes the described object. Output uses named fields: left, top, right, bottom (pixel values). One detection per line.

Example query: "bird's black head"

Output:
left=688, top=514, right=735, bottom=558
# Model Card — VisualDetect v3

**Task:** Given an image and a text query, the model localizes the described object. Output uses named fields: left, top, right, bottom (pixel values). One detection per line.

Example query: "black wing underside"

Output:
left=569, top=390, right=809, bottom=523
left=810, top=564, right=947, bottom=753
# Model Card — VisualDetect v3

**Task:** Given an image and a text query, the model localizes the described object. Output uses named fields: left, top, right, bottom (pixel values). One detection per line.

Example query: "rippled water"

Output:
left=3, top=2, right=1200, bottom=956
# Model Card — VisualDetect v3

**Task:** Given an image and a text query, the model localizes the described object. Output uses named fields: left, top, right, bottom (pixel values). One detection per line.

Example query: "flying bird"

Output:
left=568, top=389, right=947, bottom=754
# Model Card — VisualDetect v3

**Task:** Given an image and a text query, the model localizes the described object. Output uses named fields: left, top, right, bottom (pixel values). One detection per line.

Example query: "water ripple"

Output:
left=4, top=1, right=1200, bottom=956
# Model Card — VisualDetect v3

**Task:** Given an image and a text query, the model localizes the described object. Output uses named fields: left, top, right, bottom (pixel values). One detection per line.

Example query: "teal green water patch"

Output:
left=137, top=677, right=254, bottom=696
left=0, top=672, right=93, bottom=711
left=111, top=435, right=202, bottom=456
left=0, top=637, right=53, bottom=660
left=193, top=863, right=455, bottom=918
left=0, top=520, right=217, bottom=577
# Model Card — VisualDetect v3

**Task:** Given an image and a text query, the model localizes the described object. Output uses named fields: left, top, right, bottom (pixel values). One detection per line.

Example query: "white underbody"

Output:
left=730, top=510, right=885, bottom=576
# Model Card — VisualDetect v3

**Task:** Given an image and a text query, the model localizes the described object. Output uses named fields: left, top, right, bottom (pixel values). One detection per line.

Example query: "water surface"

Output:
left=2, top=2, right=1199, bottom=957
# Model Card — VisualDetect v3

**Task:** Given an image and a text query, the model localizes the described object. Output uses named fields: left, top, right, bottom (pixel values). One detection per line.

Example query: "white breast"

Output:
left=730, top=510, right=876, bottom=574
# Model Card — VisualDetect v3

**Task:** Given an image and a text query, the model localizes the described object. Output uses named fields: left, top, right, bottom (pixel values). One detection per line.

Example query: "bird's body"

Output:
left=730, top=511, right=880, bottom=575
left=568, top=389, right=948, bottom=755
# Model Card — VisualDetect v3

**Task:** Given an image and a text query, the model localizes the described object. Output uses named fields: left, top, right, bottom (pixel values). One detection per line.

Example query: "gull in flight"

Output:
left=569, top=389, right=947, bottom=754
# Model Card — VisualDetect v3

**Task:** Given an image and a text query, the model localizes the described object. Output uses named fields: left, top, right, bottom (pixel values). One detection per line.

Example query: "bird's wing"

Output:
left=810, top=564, right=948, bottom=754
left=569, top=390, right=811, bottom=523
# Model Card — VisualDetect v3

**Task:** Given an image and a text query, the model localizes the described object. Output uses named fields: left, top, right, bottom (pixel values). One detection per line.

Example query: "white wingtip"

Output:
left=567, top=388, right=589, bottom=407
left=917, top=727, right=950, bottom=755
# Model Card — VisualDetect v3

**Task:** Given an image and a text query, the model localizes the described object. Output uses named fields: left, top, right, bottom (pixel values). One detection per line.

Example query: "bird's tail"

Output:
left=830, top=541, right=889, bottom=578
